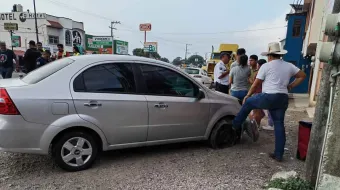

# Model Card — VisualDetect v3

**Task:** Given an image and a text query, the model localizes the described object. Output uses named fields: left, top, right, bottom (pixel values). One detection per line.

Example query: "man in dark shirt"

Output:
left=36, top=50, right=51, bottom=68
left=0, top=41, right=17, bottom=79
left=23, top=41, right=41, bottom=73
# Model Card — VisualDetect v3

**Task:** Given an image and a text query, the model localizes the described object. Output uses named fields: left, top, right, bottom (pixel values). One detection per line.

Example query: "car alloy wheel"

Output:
left=61, top=137, right=93, bottom=167
left=52, top=131, right=98, bottom=172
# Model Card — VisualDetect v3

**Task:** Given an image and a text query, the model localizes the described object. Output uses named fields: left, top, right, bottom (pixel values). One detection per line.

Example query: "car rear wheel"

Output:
left=209, top=118, right=236, bottom=149
left=52, top=131, right=98, bottom=172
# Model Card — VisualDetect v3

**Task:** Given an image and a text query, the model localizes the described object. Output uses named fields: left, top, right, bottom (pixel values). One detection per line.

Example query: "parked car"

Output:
left=184, top=67, right=212, bottom=87
left=0, top=55, right=241, bottom=171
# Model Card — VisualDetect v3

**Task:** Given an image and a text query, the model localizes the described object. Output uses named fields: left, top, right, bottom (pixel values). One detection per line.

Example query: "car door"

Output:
left=137, top=63, right=210, bottom=141
left=71, top=62, right=148, bottom=145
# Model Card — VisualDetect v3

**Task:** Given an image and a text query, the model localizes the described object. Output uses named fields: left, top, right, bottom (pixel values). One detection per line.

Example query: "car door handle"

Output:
left=154, top=103, right=168, bottom=108
left=84, top=102, right=102, bottom=107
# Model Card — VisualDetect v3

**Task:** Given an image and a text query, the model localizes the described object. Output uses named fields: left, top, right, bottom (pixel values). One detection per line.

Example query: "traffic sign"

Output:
left=139, top=23, right=152, bottom=31
left=11, top=36, right=21, bottom=47
left=144, top=42, right=157, bottom=52
left=4, top=23, right=18, bottom=31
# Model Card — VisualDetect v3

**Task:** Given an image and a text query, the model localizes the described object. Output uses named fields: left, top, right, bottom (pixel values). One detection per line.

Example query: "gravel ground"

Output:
left=0, top=107, right=308, bottom=190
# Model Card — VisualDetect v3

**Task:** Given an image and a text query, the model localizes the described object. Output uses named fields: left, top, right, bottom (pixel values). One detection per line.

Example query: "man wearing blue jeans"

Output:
left=232, top=42, right=306, bottom=162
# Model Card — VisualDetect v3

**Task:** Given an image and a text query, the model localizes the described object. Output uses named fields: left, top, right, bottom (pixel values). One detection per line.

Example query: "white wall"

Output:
left=0, top=12, right=85, bottom=54
left=0, top=12, right=48, bottom=52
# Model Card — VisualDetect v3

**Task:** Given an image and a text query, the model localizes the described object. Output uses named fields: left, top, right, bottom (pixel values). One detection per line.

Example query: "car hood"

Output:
left=207, top=89, right=241, bottom=107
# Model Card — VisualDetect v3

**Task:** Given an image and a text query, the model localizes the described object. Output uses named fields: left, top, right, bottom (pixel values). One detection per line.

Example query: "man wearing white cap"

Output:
left=232, top=42, right=306, bottom=162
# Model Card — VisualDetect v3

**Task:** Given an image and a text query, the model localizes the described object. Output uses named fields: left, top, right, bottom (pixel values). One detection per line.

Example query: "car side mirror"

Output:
left=197, top=89, right=205, bottom=100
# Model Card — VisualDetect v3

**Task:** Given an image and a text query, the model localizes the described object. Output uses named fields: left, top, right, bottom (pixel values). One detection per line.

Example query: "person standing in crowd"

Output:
left=0, top=41, right=18, bottom=79
left=229, top=55, right=250, bottom=104
left=230, top=48, right=246, bottom=69
left=37, top=42, right=45, bottom=53
left=232, top=42, right=306, bottom=162
left=214, top=52, right=231, bottom=94
left=73, top=45, right=80, bottom=56
left=56, top=44, right=70, bottom=59
left=248, top=55, right=258, bottom=85
left=36, top=50, right=51, bottom=68
left=248, top=59, right=266, bottom=127
left=23, top=40, right=41, bottom=73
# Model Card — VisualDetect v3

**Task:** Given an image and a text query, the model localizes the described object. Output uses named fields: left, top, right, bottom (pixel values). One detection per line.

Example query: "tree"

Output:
left=187, top=55, right=205, bottom=67
left=132, top=48, right=145, bottom=57
left=160, top=57, right=170, bottom=63
left=172, top=57, right=183, bottom=66
left=132, top=48, right=161, bottom=59
left=145, top=52, right=161, bottom=59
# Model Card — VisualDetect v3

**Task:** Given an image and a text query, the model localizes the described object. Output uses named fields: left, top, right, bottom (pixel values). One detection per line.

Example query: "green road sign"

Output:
left=85, top=34, right=112, bottom=51
left=114, top=40, right=129, bottom=55
left=11, top=36, right=20, bottom=47
left=144, top=42, right=157, bottom=53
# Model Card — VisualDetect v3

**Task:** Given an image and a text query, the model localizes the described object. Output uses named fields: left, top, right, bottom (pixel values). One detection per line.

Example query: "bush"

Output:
left=266, top=177, right=313, bottom=190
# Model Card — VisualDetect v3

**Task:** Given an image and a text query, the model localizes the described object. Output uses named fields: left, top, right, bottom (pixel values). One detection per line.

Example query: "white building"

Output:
left=0, top=5, right=85, bottom=56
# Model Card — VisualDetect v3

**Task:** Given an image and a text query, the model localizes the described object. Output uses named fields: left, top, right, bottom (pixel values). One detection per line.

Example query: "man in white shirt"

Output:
left=232, top=42, right=306, bottom=162
left=214, top=52, right=231, bottom=94
left=230, top=48, right=246, bottom=69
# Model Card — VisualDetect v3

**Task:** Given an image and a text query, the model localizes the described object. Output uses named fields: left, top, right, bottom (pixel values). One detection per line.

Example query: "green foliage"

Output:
left=266, top=177, right=313, bottom=190
left=187, top=55, right=205, bottom=66
left=160, top=57, right=170, bottom=63
left=132, top=48, right=144, bottom=56
left=132, top=48, right=160, bottom=59
left=172, top=57, right=183, bottom=66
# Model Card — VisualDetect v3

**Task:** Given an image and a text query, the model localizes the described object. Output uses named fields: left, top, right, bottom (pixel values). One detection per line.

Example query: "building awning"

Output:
left=47, top=20, right=63, bottom=29
left=307, top=43, right=317, bottom=56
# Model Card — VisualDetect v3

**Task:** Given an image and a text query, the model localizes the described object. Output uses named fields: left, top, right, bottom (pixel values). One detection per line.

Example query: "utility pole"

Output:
left=33, top=0, right=39, bottom=43
left=9, top=30, right=14, bottom=51
left=109, top=21, right=120, bottom=54
left=185, top=44, right=191, bottom=63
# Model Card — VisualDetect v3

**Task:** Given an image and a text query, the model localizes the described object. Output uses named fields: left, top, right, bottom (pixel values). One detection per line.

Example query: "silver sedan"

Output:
left=0, top=55, right=241, bottom=171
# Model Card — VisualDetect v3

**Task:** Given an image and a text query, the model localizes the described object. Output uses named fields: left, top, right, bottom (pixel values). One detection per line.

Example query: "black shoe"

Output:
left=269, top=153, right=283, bottom=162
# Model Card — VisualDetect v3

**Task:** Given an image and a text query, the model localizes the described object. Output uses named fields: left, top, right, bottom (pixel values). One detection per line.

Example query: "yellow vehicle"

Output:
left=206, top=44, right=239, bottom=80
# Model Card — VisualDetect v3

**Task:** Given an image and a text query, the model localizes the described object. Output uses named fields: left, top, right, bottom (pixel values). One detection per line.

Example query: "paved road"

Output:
left=0, top=109, right=307, bottom=190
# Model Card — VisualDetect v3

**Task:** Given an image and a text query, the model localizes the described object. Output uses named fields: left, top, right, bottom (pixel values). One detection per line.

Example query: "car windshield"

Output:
left=21, top=58, right=74, bottom=84
left=184, top=68, right=200, bottom=74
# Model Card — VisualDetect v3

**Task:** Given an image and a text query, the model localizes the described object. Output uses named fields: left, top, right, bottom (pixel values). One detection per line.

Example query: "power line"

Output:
left=40, top=0, right=287, bottom=47
left=146, top=26, right=287, bottom=35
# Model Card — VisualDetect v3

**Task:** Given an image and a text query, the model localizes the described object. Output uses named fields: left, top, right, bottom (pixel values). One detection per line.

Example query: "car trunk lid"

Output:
left=0, top=78, right=28, bottom=88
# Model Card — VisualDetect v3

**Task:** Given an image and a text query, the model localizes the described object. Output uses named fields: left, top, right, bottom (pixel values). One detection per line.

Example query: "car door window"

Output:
left=140, top=64, right=198, bottom=97
left=73, top=63, right=136, bottom=93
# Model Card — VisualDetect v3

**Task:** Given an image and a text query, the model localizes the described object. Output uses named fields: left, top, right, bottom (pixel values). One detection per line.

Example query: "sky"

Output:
left=1, top=0, right=293, bottom=61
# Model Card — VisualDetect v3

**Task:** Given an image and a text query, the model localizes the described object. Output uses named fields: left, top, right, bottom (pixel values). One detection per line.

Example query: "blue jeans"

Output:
left=233, top=93, right=289, bottom=159
left=231, top=90, right=248, bottom=102
left=0, top=67, right=13, bottom=79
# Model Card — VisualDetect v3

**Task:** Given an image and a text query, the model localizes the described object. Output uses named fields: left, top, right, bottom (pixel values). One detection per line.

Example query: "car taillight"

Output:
left=0, top=88, right=20, bottom=115
left=194, top=75, right=202, bottom=78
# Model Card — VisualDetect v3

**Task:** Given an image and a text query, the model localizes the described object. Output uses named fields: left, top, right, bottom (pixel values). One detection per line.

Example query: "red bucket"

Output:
left=296, top=121, right=312, bottom=161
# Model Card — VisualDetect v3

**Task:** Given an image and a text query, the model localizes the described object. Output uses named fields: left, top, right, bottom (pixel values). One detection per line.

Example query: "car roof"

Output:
left=70, top=54, right=172, bottom=67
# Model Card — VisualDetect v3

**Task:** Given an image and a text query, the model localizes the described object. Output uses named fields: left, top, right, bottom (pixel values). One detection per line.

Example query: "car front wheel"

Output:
left=52, top=131, right=98, bottom=172
left=209, top=118, right=236, bottom=149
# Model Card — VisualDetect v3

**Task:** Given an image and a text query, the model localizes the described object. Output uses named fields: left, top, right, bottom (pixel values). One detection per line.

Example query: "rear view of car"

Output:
left=184, top=68, right=212, bottom=87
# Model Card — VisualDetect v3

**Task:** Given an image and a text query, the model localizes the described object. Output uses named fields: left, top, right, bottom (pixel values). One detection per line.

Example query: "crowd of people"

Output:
left=214, top=42, right=306, bottom=162
left=0, top=40, right=83, bottom=79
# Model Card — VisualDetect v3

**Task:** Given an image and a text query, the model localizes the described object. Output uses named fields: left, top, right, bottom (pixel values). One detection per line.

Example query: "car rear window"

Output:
left=184, top=68, right=199, bottom=74
left=21, top=58, right=74, bottom=84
